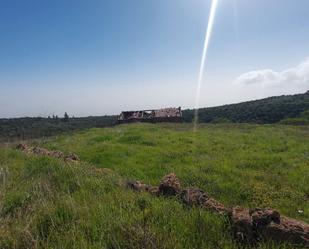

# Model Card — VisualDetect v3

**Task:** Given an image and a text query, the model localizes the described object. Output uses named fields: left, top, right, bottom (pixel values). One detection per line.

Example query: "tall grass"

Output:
left=0, top=123, right=308, bottom=248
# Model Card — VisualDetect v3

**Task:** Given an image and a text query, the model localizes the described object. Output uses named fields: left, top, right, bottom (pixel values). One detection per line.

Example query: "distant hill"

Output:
left=183, top=91, right=309, bottom=124
left=0, top=116, right=117, bottom=142
left=1, top=91, right=309, bottom=142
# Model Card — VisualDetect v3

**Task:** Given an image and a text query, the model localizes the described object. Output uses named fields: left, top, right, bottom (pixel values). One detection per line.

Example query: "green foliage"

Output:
left=0, top=115, right=117, bottom=142
left=210, top=117, right=232, bottom=123
left=63, top=112, right=69, bottom=122
left=279, top=117, right=309, bottom=125
left=0, top=123, right=308, bottom=248
left=1, top=91, right=308, bottom=142
left=183, top=91, right=309, bottom=124
left=280, top=109, right=309, bottom=125
left=1, top=191, right=31, bottom=216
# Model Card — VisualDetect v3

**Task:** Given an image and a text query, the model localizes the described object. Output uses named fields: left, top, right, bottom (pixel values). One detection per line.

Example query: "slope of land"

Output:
left=0, top=123, right=308, bottom=248
left=183, top=90, right=309, bottom=123
left=1, top=91, right=309, bottom=142
left=0, top=115, right=117, bottom=143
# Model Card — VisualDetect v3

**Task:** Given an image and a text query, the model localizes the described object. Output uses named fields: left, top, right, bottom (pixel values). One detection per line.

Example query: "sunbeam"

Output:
left=194, top=0, right=219, bottom=131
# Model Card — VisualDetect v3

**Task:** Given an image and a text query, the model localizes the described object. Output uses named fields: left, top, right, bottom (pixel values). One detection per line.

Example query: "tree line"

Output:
left=0, top=114, right=117, bottom=142
left=1, top=91, right=308, bottom=142
left=182, top=91, right=309, bottom=124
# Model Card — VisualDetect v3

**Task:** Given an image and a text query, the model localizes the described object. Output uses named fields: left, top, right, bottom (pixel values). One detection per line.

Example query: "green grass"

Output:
left=0, top=123, right=308, bottom=248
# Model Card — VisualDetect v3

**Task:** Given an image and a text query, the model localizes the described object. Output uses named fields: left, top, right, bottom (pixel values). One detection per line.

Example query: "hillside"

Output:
left=1, top=91, right=309, bottom=142
left=0, top=116, right=117, bottom=142
left=183, top=91, right=309, bottom=123
left=0, top=123, right=308, bottom=248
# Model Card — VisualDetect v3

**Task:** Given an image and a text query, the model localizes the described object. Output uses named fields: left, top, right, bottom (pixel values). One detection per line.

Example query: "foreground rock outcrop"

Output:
left=180, top=187, right=229, bottom=215
left=127, top=173, right=309, bottom=247
left=158, top=173, right=181, bottom=196
left=230, top=207, right=309, bottom=246
left=126, top=180, right=159, bottom=196
left=17, top=144, right=79, bottom=163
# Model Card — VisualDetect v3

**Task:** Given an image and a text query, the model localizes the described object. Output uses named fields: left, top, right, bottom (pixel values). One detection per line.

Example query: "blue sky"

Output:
left=1, top=0, right=309, bottom=117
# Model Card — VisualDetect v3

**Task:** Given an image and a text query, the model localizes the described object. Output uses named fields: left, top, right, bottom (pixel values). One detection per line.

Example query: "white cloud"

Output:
left=235, top=58, right=309, bottom=90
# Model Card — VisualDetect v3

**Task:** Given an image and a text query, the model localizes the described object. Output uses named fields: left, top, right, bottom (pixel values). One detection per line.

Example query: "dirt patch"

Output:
left=16, top=144, right=79, bottom=163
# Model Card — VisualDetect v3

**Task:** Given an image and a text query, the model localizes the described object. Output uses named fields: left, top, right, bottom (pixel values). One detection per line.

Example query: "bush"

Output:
left=279, top=118, right=309, bottom=125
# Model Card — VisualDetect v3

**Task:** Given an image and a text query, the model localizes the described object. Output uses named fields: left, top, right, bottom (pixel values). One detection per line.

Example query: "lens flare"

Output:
left=194, top=0, right=219, bottom=131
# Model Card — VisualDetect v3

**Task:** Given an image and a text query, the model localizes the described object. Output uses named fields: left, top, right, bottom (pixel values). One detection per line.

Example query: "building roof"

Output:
left=118, top=107, right=182, bottom=121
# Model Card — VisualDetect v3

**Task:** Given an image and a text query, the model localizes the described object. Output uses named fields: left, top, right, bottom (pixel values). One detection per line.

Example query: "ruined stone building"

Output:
left=118, top=107, right=182, bottom=123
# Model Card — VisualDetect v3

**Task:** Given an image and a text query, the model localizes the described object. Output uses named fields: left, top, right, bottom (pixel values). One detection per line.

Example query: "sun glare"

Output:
left=194, top=0, right=219, bottom=131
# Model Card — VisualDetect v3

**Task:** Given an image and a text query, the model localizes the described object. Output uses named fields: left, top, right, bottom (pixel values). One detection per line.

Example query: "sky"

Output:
left=1, top=0, right=309, bottom=118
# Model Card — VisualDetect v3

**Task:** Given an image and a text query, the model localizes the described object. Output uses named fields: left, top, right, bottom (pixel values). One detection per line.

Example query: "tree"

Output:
left=63, top=112, right=69, bottom=122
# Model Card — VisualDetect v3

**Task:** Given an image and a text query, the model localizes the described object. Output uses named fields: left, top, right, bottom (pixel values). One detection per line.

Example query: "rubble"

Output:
left=229, top=207, right=309, bottom=246
left=258, top=215, right=309, bottom=246
left=16, top=144, right=79, bottom=163
left=127, top=181, right=149, bottom=192
left=146, top=185, right=159, bottom=196
left=180, top=188, right=209, bottom=206
left=250, top=208, right=280, bottom=226
left=16, top=143, right=27, bottom=151
left=127, top=173, right=309, bottom=247
left=65, top=153, right=80, bottom=162
left=202, top=197, right=229, bottom=215
left=127, top=180, right=159, bottom=195
left=158, top=173, right=181, bottom=196
left=230, top=206, right=254, bottom=242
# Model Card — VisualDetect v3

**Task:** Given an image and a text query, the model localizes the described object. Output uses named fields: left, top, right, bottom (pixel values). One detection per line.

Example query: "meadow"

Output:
left=0, top=123, right=308, bottom=248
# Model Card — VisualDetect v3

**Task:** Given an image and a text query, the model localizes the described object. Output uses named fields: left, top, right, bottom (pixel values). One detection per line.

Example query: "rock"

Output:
left=258, top=216, right=309, bottom=247
left=145, top=185, right=159, bottom=196
left=127, top=181, right=149, bottom=192
left=16, top=143, right=27, bottom=151
left=203, top=198, right=229, bottom=215
left=16, top=144, right=80, bottom=163
left=230, top=207, right=309, bottom=246
left=65, top=153, right=79, bottom=162
left=180, top=188, right=209, bottom=206
left=181, top=188, right=229, bottom=214
left=126, top=173, right=309, bottom=247
left=49, top=150, right=65, bottom=159
left=230, top=206, right=254, bottom=242
left=250, top=208, right=280, bottom=226
left=158, top=173, right=181, bottom=196
left=32, top=146, right=50, bottom=156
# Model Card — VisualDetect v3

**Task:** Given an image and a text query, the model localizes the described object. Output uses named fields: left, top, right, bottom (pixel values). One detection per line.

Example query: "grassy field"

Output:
left=0, top=123, right=308, bottom=248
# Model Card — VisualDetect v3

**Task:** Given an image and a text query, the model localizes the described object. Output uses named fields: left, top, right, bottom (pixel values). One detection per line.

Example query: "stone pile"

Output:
left=127, top=173, right=309, bottom=247
left=16, top=144, right=80, bottom=163
left=231, top=207, right=309, bottom=246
